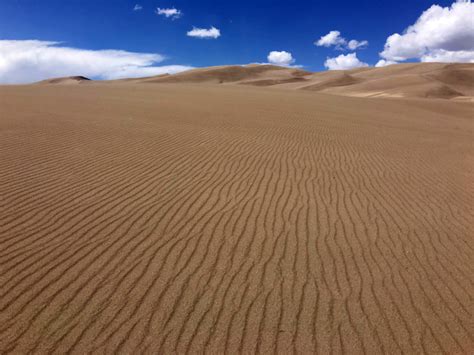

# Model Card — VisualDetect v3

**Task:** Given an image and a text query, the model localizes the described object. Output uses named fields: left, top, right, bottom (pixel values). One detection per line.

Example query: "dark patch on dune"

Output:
left=424, top=84, right=464, bottom=99
left=427, top=65, right=474, bottom=87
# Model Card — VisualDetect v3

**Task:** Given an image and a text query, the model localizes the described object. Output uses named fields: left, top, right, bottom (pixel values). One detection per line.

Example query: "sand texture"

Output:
left=1, top=64, right=473, bottom=353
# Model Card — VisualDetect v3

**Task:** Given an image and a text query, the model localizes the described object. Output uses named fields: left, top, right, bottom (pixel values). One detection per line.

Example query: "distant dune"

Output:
left=2, top=65, right=473, bottom=353
left=307, top=63, right=473, bottom=99
left=114, top=63, right=474, bottom=100
left=38, top=76, right=91, bottom=85
left=124, top=64, right=312, bottom=84
left=37, top=63, right=473, bottom=100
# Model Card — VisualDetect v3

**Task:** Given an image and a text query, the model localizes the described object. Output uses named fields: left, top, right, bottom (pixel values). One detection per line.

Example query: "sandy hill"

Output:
left=38, top=76, right=91, bottom=85
left=37, top=63, right=473, bottom=100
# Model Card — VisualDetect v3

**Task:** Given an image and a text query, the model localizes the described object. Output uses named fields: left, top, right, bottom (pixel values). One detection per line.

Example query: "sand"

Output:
left=1, top=66, right=473, bottom=353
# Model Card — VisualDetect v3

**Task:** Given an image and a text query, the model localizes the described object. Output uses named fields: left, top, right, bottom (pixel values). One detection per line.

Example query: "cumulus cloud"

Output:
left=0, top=40, right=193, bottom=84
left=421, top=49, right=474, bottom=63
left=380, top=0, right=474, bottom=63
left=315, top=30, right=368, bottom=50
left=133, top=4, right=142, bottom=11
left=324, top=53, right=369, bottom=70
left=156, top=7, right=182, bottom=19
left=315, top=31, right=346, bottom=48
left=267, top=51, right=295, bottom=66
left=187, top=26, right=221, bottom=39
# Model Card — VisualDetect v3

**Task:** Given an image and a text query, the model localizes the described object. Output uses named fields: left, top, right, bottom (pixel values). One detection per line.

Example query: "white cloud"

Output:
left=324, top=53, right=369, bottom=70
left=348, top=39, right=368, bottom=50
left=315, top=30, right=368, bottom=50
left=421, top=49, right=474, bottom=63
left=380, top=0, right=474, bottom=63
left=187, top=26, right=221, bottom=39
left=133, top=4, right=142, bottom=11
left=316, top=31, right=346, bottom=48
left=267, top=51, right=295, bottom=66
left=156, top=7, right=182, bottom=19
left=0, top=40, right=192, bottom=84
left=375, top=59, right=398, bottom=67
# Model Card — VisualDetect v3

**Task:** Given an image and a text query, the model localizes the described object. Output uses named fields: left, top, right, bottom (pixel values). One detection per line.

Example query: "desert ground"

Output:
left=0, top=63, right=473, bottom=354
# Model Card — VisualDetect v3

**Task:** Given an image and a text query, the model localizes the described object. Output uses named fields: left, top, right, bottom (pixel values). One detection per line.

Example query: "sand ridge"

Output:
left=1, top=75, right=473, bottom=353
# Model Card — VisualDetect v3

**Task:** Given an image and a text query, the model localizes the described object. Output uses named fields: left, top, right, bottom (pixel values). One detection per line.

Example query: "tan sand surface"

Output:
left=0, top=73, right=473, bottom=353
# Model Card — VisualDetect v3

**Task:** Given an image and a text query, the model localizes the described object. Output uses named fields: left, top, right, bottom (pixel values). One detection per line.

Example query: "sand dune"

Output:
left=313, top=63, right=473, bottom=99
left=38, top=76, right=91, bottom=85
left=37, top=63, right=473, bottom=100
left=118, top=63, right=473, bottom=100
left=0, top=79, right=472, bottom=353
left=134, top=65, right=312, bottom=84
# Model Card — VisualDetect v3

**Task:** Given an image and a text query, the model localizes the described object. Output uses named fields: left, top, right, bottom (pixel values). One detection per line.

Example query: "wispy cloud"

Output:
left=0, top=40, right=193, bottom=84
left=187, top=26, right=221, bottom=39
left=156, top=7, right=182, bottom=19
left=133, top=4, right=142, bottom=11
left=347, top=39, right=368, bottom=50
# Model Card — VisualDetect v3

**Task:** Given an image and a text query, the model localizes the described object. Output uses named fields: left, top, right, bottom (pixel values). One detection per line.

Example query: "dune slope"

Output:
left=0, top=83, right=473, bottom=353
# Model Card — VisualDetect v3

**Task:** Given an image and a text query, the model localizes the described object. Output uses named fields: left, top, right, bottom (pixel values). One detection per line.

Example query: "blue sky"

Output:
left=0, top=0, right=472, bottom=82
